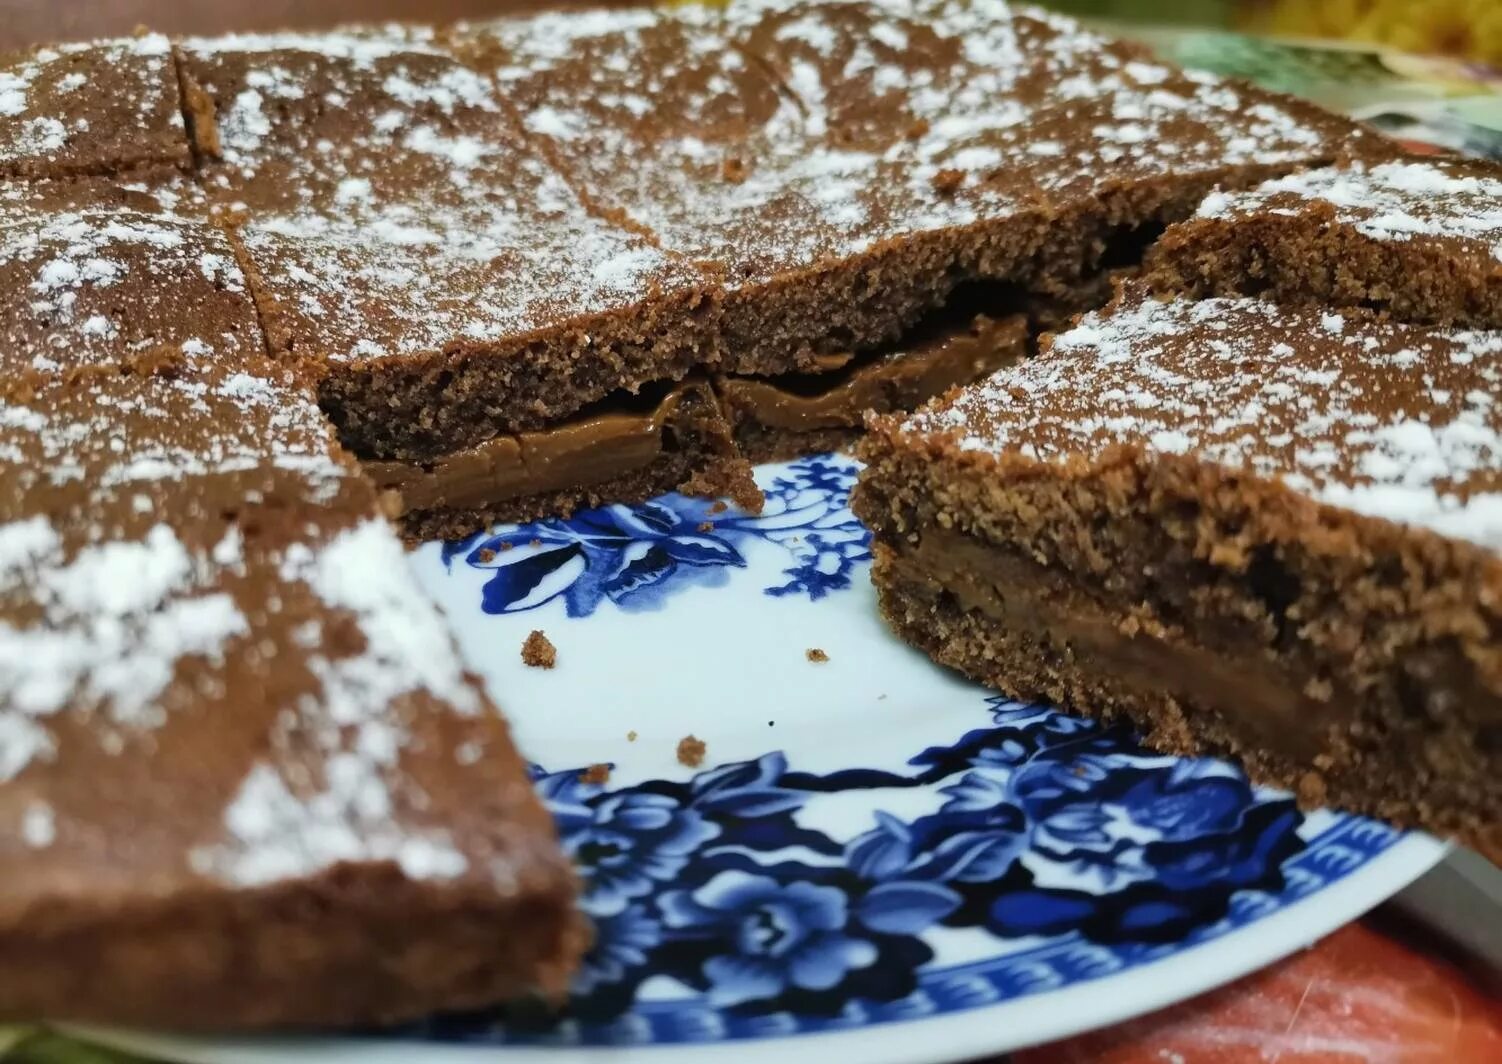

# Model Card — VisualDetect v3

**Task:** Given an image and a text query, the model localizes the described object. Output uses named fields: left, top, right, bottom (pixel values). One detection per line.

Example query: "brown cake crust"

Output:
left=855, top=293, right=1502, bottom=862
left=1144, top=157, right=1502, bottom=328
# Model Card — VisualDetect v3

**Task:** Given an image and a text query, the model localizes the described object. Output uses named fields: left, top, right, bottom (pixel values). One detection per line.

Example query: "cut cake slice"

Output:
left=0, top=34, right=191, bottom=180
left=177, top=26, right=756, bottom=536
left=0, top=177, right=581, bottom=1029
left=855, top=289, right=1502, bottom=860
left=1145, top=156, right=1502, bottom=329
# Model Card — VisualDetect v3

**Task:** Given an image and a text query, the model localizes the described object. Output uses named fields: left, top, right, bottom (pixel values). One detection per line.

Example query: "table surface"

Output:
left=1, top=1, right=1499, bottom=1061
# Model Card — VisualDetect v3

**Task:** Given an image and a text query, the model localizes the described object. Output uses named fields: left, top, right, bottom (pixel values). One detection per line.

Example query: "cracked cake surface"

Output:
left=471, top=0, right=1380, bottom=374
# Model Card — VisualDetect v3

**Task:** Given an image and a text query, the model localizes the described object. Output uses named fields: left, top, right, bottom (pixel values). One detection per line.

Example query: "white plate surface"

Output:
left=75, top=455, right=1447, bottom=1064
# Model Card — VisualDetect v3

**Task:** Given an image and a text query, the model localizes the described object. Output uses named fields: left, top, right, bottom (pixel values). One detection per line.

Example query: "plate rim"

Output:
left=67, top=832, right=1449, bottom=1064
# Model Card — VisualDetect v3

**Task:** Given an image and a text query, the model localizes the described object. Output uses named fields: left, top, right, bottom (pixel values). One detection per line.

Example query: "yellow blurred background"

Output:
left=1055, top=0, right=1502, bottom=68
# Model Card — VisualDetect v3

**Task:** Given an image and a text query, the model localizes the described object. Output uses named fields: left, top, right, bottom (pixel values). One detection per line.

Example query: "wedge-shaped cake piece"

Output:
left=178, top=27, right=753, bottom=537
left=0, top=181, right=580, bottom=1028
left=472, top=0, right=1380, bottom=378
left=1146, top=157, right=1502, bottom=329
left=0, top=35, right=190, bottom=179
left=0, top=178, right=258, bottom=372
left=855, top=291, right=1502, bottom=860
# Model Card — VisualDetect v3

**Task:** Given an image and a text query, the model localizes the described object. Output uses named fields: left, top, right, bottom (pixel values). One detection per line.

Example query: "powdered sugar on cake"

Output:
left=182, top=28, right=699, bottom=363
left=910, top=295, right=1502, bottom=550
left=0, top=521, right=248, bottom=782
left=0, top=34, right=184, bottom=176
left=1197, top=159, right=1502, bottom=262
left=0, top=179, right=258, bottom=374
left=476, top=0, right=1355, bottom=278
left=0, top=179, right=500, bottom=888
left=189, top=519, right=482, bottom=886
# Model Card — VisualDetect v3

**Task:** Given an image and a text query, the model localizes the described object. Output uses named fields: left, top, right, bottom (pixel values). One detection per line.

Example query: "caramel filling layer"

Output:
left=365, top=382, right=698, bottom=513
left=719, top=312, right=1029, bottom=432
left=366, top=312, right=1030, bottom=515
left=891, top=525, right=1355, bottom=763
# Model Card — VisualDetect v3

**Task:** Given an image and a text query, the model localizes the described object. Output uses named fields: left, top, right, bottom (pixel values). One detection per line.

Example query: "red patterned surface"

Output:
left=1015, top=921, right=1502, bottom=1063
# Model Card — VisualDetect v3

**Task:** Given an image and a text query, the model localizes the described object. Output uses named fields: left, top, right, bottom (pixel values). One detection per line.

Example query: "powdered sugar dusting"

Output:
left=0, top=34, right=184, bottom=175
left=1198, top=159, right=1502, bottom=262
left=912, top=294, right=1502, bottom=550
left=188, top=518, right=481, bottom=886
left=474, top=0, right=1355, bottom=284
left=185, top=26, right=696, bottom=364
left=1, top=179, right=257, bottom=375
left=0, top=521, right=247, bottom=780
left=20, top=801, right=55, bottom=847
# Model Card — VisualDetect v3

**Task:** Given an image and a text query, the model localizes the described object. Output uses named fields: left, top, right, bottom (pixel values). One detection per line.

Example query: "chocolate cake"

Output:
left=176, top=25, right=754, bottom=536
left=1, top=0, right=1452, bottom=1032
left=0, top=34, right=190, bottom=179
left=0, top=179, right=580, bottom=1028
left=1145, top=157, right=1502, bottom=329
left=855, top=289, right=1502, bottom=861
left=470, top=0, right=1380, bottom=374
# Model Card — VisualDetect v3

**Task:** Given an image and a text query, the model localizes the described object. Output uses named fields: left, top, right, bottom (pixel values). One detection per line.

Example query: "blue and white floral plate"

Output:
left=80, top=455, right=1447, bottom=1064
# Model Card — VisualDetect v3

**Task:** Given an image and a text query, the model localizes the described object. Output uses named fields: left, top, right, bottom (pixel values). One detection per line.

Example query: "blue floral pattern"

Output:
left=442, top=455, right=870, bottom=616
left=391, top=697, right=1400, bottom=1048
left=394, top=453, right=1413, bottom=1050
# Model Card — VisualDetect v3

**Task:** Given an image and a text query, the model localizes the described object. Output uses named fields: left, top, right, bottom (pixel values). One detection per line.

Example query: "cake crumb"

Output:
left=1297, top=770, right=1329, bottom=805
left=627, top=730, right=637, bottom=742
left=709, top=501, right=727, bottom=514
left=931, top=168, right=965, bottom=195
left=697, top=521, right=714, bottom=532
left=806, top=647, right=829, bottom=663
left=498, top=540, right=514, bottom=551
left=580, top=763, right=610, bottom=785
left=521, top=630, right=557, bottom=668
left=529, top=538, right=542, bottom=548
left=476, top=547, right=496, bottom=563
left=677, top=735, right=706, bottom=768
left=720, top=156, right=749, bottom=183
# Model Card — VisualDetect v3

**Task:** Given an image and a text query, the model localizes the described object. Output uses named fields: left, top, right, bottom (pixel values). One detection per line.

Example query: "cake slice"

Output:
left=1145, top=157, right=1502, bottom=328
left=0, top=34, right=191, bottom=180
left=472, top=0, right=1382, bottom=377
left=0, top=178, right=580, bottom=1028
left=854, top=289, right=1502, bottom=860
left=177, top=27, right=755, bottom=535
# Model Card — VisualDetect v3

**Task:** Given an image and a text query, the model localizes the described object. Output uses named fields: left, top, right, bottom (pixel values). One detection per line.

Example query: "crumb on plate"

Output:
left=580, top=763, right=611, bottom=785
left=521, top=629, right=557, bottom=669
left=677, top=734, right=706, bottom=768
